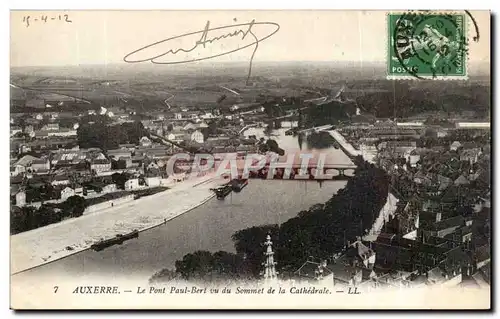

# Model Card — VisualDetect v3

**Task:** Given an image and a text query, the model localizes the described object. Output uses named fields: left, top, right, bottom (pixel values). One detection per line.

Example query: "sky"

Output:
left=10, top=10, right=490, bottom=67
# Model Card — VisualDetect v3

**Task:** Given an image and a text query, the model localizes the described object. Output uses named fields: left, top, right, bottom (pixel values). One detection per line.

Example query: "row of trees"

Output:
left=150, top=157, right=390, bottom=283
left=11, top=195, right=87, bottom=234
left=77, top=121, right=149, bottom=151
left=258, top=138, right=285, bottom=156
left=306, top=131, right=338, bottom=149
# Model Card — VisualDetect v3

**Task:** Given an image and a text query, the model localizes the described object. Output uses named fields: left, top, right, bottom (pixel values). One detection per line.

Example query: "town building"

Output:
left=51, top=174, right=71, bottom=186
left=145, top=176, right=161, bottom=187
left=15, top=191, right=26, bottom=207
left=102, top=183, right=117, bottom=193
left=189, top=130, right=204, bottom=144
left=60, top=187, right=75, bottom=200
left=107, top=149, right=133, bottom=159
left=140, top=136, right=152, bottom=147
left=31, top=159, right=50, bottom=172
left=90, top=159, right=112, bottom=173
left=125, top=178, right=140, bottom=190
left=42, top=123, right=60, bottom=131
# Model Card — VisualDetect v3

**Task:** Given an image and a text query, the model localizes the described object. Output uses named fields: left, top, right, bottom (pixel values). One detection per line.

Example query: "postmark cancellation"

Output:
left=387, top=11, right=468, bottom=80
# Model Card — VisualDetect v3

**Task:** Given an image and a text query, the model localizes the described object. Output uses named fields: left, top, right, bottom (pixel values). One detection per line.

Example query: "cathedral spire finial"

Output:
left=262, top=233, right=278, bottom=282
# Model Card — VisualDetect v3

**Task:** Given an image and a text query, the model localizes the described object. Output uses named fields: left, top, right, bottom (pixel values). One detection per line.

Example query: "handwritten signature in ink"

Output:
left=123, top=19, right=280, bottom=85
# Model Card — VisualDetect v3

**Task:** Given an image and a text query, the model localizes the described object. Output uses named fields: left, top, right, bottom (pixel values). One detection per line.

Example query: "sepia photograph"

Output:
left=9, top=9, right=491, bottom=310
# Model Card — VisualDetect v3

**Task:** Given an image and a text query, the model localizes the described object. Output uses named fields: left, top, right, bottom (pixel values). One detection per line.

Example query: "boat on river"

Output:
left=230, top=178, right=248, bottom=192
left=210, top=184, right=233, bottom=199
left=91, top=230, right=139, bottom=251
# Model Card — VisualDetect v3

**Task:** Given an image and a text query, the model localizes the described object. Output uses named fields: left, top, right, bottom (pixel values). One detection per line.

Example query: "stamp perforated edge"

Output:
left=385, top=10, right=470, bottom=81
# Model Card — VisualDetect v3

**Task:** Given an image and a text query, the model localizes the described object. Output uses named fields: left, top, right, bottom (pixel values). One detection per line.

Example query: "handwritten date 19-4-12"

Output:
left=22, top=14, right=72, bottom=28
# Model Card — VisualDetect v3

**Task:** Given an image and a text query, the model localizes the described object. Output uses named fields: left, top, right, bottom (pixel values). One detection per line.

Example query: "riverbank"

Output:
left=326, top=128, right=399, bottom=241
left=325, top=130, right=363, bottom=159
left=10, top=174, right=223, bottom=275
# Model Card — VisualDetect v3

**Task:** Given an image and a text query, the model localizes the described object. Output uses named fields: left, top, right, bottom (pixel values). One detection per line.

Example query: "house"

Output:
left=183, top=122, right=197, bottom=131
left=425, top=266, right=462, bottom=287
left=294, top=240, right=376, bottom=287
left=200, top=112, right=214, bottom=120
left=450, top=141, right=462, bottom=151
left=383, top=141, right=417, bottom=157
left=145, top=176, right=161, bottom=187
left=436, top=129, right=448, bottom=138
left=10, top=165, right=26, bottom=177
left=42, top=123, right=60, bottom=131
left=118, top=144, right=136, bottom=152
left=47, top=128, right=77, bottom=137
left=131, top=155, right=146, bottom=167
left=15, top=191, right=26, bottom=207
left=408, top=150, right=421, bottom=167
left=435, top=174, right=452, bottom=192
left=60, top=187, right=75, bottom=200
left=144, top=148, right=170, bottom=159
left=174, top=113, right=182, bottom=120
left=51, top=174, right=71, bottom=186
left=294, top=259, right=334, bottom=282
left=34, top=130, right=50, bottom=138
left=107, top=149, right=132, bottom=159
left=372, top=233, right=451, bottom=273
left=146, top=161, right=160, bottom=171
left=140, top=136, right=152, bottom=147
left=190, top=130, right=204, bottom=144
left=459, top=148, right=482, bottom=164
left=16, top=155, right=38, bottom=167
left=236, top=144, right=257, bottom=153
left=444, top=225, right=473, bottom=245
left=90, top=159, right=112, bottom=173
left=206, top=136, right=231, bottom=146
left=51, top=150, right=86, bottom=164
left=118, top=156, right=133, bottom=168
left=31, top=159, right=50, bottom=172
left=74, top=184, right=84, bottom=195
left=167, top=132, right=187, bottom=143
left=10, top=126, right=22, bottom=136
left=454, top=175, right=470, bottom=186
left=422, top=215, right=465, bottom=238
left=102, top=183, right=117, bottom=193
left=474, top=244, right=490, bottom=269
left=124, top=178, right=140, bottom=190
left=23, top=125, right=34, bottom=134
left=185, top=112, right=199, bottom=120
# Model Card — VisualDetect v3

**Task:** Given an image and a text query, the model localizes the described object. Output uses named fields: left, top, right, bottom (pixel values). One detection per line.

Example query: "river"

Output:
left=12, top=123, right=353, bottom=280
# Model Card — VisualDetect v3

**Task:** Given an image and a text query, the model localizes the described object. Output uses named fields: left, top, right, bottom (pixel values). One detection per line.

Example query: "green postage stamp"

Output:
left=387, top=11, right=468, bottom=79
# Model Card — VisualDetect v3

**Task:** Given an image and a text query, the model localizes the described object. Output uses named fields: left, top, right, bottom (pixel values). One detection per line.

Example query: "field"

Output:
left=10, top=61, right=491, bottom=120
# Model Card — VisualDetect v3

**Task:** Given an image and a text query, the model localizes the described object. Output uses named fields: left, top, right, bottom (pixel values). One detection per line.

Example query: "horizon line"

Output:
left=9, top=60, right=402, bottom=69
left=10, top=60, right=490, bottom=69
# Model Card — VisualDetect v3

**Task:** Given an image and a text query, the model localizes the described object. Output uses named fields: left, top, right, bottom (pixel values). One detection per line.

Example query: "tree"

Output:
left=77, top=121, right=149, bottom=151
left=112, top=173, right=128, bottom=190
left=258, top=139, right=285, bottom=156
left=62, top=195, right=87, bottom=217
left=175, top=250, right=215, bottom=281
left=306, top=131, right=337, bottom=149
left=165, top=161, right=390, bottom=282
left=149, top=268, right=179, bottom=284
left=11, top=206, right=34, bottom=234
left=231, top=225, right=279, bottom=277
left=174, top=250, right=248, bottom=283
left=112, top=159, right=127, bottom=170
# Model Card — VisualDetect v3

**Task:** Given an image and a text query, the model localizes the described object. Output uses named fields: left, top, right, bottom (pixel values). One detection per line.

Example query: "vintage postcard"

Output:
left=10, top=10, right=491, bottom=310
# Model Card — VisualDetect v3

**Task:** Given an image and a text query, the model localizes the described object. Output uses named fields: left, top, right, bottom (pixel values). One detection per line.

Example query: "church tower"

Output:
left=262, top=234, right=278, bottom=282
